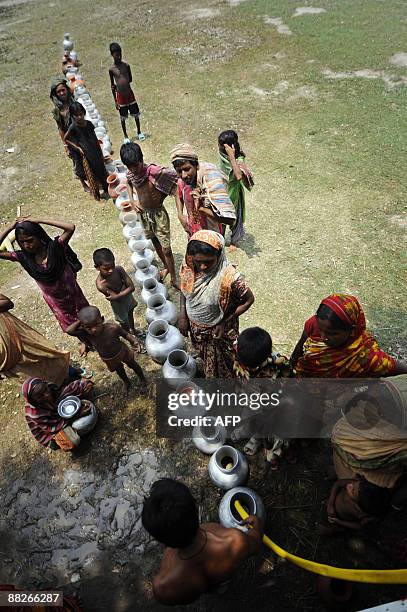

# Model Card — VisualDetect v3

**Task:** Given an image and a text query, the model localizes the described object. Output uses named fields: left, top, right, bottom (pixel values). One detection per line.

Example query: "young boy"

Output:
left=109, top=42, right=145, bottom=144
left=120, top=142, right=179, bottom=288
left=321, top=477, right=390, bottom=534
left=93, top=248, right=138, bottom=337
left=233, top=327, right=294, bottom=468
left=66, top=306, right=146, bottom=395
left=142, top=478, right=263, bottom=605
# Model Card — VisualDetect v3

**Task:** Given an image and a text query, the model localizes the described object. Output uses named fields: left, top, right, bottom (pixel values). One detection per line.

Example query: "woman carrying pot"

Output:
left=23, top=377, right=97, bottom=450
left=179, top=230, right=254, bottom=377
left=0, top=216, right=90, bottom=354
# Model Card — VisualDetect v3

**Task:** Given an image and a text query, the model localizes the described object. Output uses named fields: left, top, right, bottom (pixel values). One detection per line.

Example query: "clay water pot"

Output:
left=316, top=576, right=353, bottom=610
left=98, top=120, right=105, bottom=128
left=219, top=487, right=266, bottom=531
left=130, top=239, right=154, bottom=264
left=116, top=198, right=133, bottom=213
left=162, top=349, right=196, bottom=387
left=208, top=445, right=249, bottom=490
left=145, top=319, right=185, bottom=364
left=70, top=51, right=78, bottom=62
left=141, top=277, right=167, bottom=304
left=95, top=127, right=107, bottom=138
left=145, top=294, right=177, bottom=325
left=107, top=172, right=119, bottom=186
left=192, top=415, right=227, bottom=454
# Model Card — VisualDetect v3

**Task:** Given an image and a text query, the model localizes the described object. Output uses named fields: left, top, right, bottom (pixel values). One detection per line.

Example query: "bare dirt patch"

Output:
left=389, top=52, right=407, bottom=67
left=293, top=7, right=326, bottom=17
left=322, top=67, right=407, bottom=89
left=263, top=16, right=293, bottom=35
left=183, top=7, right=221, bottom=20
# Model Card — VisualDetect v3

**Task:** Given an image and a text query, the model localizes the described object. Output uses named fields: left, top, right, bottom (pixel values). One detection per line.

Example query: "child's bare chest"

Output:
left=136, top=182, right=164, bottom=209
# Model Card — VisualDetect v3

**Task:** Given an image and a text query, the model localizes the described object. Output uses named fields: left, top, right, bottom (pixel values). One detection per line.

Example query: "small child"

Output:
left=322, top=477, right=390, bottom=534
left=109, top=42, right=145, bottom=144
left=218, top=130, right=254, bottom=248
left=66, top=306, right=146, bottom=395
left=93, top=248, right=139, bottom=338
left=233, top=327, right=294, bottom=468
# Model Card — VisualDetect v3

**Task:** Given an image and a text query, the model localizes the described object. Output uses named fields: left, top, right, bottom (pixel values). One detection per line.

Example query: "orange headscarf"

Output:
left=296, top=294, right=396, bottom=378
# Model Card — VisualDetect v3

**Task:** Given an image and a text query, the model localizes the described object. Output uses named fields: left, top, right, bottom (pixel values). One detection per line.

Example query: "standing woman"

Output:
left=64, top=102, right=108, bottom=201
left=50, top=77, right=89, bottom=194
left=218, top=130, right=254, bottom=249
left=0, top=293, right=70, bottom=385
left=179, top=230, right=254, bottom=377
left=0, top=217, right=90, bottom=354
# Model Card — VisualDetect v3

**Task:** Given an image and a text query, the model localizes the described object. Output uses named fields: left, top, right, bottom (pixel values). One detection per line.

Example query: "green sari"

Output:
left=219, top=154, right=253, bottom=244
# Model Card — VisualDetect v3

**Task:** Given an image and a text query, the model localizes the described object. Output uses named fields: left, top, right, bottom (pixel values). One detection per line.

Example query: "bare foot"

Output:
left=82, top=184, right=90, bottom=193
left=124, top=381, right=131, bottom=397
left=79, top=342, right=88, bottom=357
left=160, top=268, right=169, bottom=281
left=138, top=380, right=148, bottom=395
left=228, top=244, right=238, bottom=252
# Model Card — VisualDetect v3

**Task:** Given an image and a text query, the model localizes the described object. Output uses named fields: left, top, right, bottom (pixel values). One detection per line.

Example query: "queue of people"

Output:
left=1, top=36, right=407, bottom=608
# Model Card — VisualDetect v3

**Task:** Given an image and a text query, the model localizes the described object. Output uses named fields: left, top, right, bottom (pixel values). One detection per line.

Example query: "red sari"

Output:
left=296, top=294, right=396, bottom=378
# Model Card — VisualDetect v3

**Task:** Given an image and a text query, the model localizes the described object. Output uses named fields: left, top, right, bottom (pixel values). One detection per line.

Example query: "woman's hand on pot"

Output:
left=178, top=314, right=190, bottom=336
left=213, top=321, right=225, bottom=339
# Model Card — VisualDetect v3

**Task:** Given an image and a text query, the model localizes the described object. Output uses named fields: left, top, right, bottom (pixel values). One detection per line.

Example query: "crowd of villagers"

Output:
left=0, top=69, right=407, bottom=608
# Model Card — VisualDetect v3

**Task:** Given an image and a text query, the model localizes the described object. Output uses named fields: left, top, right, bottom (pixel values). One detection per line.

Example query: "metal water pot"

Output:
left=145, top=319, right=185, bottom=364
left=130, top=239, right=154, bottom=265
left=141, top=277, right=167, bottom=304
left=134, top=259, right=159, bottom=286
left=162, top=349, right=196, bottom=387
left=218, top=487, right=266, bottom=531
left=208, top=445, right=249, bottom=490
left=145, top=294, right=177, bottom=325
left=192, top=415, right=226, bottom=454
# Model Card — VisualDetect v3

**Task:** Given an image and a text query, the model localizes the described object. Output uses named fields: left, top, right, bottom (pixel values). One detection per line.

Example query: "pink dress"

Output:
left=10, top=245, right=89, bottom=332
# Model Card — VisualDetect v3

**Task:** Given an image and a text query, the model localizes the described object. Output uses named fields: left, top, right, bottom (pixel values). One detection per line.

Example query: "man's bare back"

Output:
left=153, top=522, right=260, bottom=605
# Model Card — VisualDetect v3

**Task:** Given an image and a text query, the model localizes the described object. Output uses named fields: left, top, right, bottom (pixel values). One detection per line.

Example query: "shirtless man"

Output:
left=120, top=142, right=179, bottom=288
left=142, top=478, right=263, bottom=605
left=66, top=306, right=146, bottom=395
left=109, top=42, right=145, bottom=143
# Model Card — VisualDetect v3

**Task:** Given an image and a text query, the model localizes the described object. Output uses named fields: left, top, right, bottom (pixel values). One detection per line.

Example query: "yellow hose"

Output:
left=234, top=500, right=407, bottom=584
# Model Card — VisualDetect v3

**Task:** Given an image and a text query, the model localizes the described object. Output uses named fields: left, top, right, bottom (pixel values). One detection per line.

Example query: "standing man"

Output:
left=142, top=478, right=263, bottom=605
left=170, top=143, right=236, bottom=239
left=109, top=42, right=145, bottom=144
left=120, top=143, right=179, bottom=288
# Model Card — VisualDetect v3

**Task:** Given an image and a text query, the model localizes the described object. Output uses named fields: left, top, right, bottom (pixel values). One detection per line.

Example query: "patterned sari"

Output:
left=296, top=294, right=396, bottom=378
left=23, top=378, right=92, bottom=446
left=180, top=230, right=249, bottom=377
